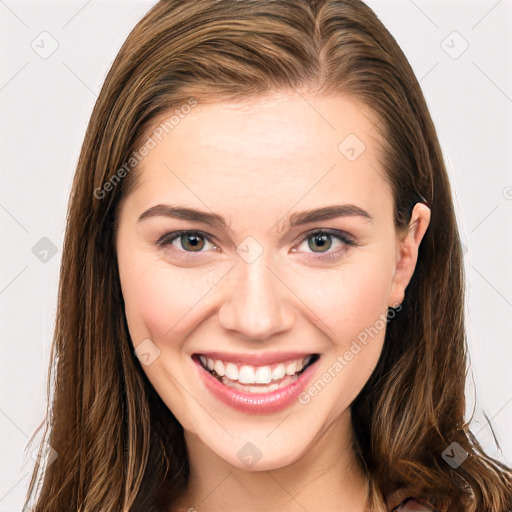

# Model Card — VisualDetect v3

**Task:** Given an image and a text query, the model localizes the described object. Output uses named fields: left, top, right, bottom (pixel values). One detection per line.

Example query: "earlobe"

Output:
left=388, top=202, right=431, bottom=307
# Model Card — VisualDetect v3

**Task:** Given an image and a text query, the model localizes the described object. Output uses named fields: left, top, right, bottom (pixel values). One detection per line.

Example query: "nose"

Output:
left=218, top=253, right=296, bottom=341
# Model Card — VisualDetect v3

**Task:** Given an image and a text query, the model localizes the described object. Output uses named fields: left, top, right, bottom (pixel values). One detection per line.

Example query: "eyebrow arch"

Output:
left=137, top=203, right=373, bottom=230
left=138, top=204, right=229, bottom=229
left=288, top=204, right=372, bottom=227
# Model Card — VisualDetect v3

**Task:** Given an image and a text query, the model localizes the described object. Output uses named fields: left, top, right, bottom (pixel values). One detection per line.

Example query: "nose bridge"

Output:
left=218, top=241, right=295, bottom=340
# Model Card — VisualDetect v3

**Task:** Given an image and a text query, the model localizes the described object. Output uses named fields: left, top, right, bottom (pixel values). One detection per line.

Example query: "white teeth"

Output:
left=224, top=362, right=238, bottom=381
left=285, top=361, right=297, bottom=375
left=271, top=365, right=285, bottom=380
left=220, top=374, right=299, bottom=393
left=199, top=355, right=315, bottom=385
left=238, top=365, right=255, bottom=384
left=233, top=365, right=272, bottom=385
left=213, top=360, right=225, bottom=377
left=255, top=366, right=272, bottom=384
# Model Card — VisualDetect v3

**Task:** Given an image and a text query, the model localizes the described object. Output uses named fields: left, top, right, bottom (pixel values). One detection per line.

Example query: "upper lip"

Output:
left=193, top=351, right=318, bottom=366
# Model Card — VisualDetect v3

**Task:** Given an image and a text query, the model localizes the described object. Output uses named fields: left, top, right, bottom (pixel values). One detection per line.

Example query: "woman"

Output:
left=23, top=1, right=512, bottom=511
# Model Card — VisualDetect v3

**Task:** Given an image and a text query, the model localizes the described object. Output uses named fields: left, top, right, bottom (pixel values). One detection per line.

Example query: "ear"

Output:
left=388, top=202, right=431, bottom=307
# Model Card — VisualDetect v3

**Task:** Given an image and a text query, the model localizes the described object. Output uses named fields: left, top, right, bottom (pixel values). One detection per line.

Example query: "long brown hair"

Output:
left=23, top=1, right=512, bottom=511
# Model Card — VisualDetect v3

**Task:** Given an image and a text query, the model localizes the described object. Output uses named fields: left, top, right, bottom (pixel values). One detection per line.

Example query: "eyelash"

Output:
left=156, top=229, right=357, bottom=262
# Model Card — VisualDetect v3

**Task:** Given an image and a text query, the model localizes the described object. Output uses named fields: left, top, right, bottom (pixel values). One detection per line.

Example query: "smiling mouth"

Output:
left=193, top=353, right=320, bottom=394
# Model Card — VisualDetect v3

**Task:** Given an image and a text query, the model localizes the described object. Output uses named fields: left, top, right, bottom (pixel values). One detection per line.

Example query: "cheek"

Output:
left=295, top=257, right=394, bottom=412
left=292, top=253, right=394, bottom=343
left=120, top=257, right=218, bottom=347
left=120, top=255, right=230, bottom=349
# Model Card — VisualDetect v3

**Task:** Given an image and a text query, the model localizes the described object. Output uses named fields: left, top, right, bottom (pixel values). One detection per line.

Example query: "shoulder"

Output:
left=390, top=497, right=435, bottom=511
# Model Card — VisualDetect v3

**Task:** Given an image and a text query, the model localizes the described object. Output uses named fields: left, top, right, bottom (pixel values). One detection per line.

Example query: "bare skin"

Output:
left=115, top=92, right=430, bottom=512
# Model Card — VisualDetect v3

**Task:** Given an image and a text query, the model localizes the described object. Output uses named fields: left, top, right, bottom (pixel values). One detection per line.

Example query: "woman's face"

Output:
left=115, top=92, right=429, bottom=471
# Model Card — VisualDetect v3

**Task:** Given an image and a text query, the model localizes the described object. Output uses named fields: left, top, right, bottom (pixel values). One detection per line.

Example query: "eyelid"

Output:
left=291, top=228, right=357, bottom=263
left=156, top=229, right=215, bottom=246
left=294, top=228, right=357, bottom=247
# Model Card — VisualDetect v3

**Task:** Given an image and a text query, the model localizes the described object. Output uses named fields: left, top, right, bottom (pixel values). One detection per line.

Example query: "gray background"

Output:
left=1, top=0, right=511, bottom=510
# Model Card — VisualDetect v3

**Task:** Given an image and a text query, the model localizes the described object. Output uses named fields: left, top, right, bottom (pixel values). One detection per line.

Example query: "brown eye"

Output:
left=157, top=231, right=217, bottom=254
left=307, top=233, right=333, bottom=253
left=292, top=229, right=357, bottom=263
left=179, top=233, right=206, bottom=252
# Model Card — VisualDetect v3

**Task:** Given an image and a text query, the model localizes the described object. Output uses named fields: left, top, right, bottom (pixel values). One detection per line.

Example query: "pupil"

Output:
left=309, top=233, right=331, bottom=253
left=183, top=233, right=204, bottom=251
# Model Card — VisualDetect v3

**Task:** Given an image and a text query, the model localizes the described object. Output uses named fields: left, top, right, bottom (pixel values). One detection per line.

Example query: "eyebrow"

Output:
left=137, top=203, right=373, bottom=230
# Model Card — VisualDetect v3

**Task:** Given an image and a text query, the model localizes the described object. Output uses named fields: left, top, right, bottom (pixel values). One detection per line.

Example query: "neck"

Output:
left=171, top=410, right=370, bottom=512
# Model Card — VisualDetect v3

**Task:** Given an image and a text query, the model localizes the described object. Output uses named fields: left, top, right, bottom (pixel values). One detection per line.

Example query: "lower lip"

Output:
left=194, top=357, right=318, bottom=414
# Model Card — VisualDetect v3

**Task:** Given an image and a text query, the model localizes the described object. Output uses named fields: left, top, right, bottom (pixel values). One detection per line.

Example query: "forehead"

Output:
left=123, top=92, right=392, bottom=228
left=152, top=93, right=380, bottom=166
